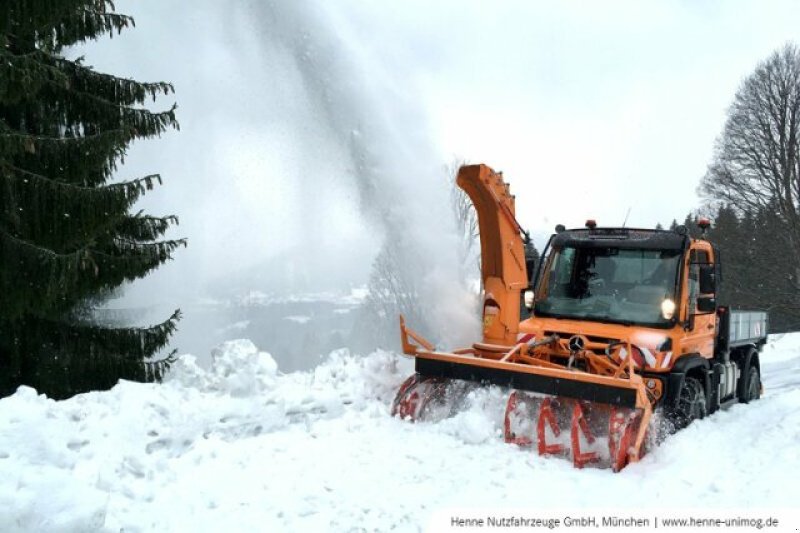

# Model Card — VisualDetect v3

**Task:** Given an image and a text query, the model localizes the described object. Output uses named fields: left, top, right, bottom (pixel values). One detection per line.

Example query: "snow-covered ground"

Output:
left=1, top=335, right=798, bottom=532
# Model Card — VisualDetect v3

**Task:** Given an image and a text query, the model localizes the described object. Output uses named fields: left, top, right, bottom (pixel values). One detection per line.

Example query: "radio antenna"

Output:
left=622, top=207, right=632, bottom=228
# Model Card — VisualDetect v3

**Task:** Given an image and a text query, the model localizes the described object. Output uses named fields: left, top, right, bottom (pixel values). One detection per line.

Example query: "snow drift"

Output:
left=1, top=335, right=798, bottom=531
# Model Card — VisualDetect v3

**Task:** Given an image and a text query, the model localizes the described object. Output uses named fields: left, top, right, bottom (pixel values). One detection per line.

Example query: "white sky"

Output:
left=80, top=0, right=800, bottom=298
left=343, top=0, right=800, bottom=244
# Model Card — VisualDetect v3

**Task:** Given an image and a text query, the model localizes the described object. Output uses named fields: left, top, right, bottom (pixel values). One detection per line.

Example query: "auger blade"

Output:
left=504, top=390, right=540, bottom=446
left=608, top=407, right=646, bottom=472
left=570, top=402, right=648, bottom=471
left=391, top=374, right=474, bottom=422
left=503, top=392, right=569, bottom=458
left=504, top=390, right=647, bottom=471
left=536, top=397, right=572, bottom=457
left=570, top=401, right=606, bottom=468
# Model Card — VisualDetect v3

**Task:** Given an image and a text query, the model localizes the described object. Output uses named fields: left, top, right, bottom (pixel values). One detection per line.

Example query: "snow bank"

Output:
left=172, top=339, right=279, bottom=397
left=0, top=343, right=410, bottom=532
left=0, top=335, right=798, bottom=531
left=762, top=332, right=800, bottom=362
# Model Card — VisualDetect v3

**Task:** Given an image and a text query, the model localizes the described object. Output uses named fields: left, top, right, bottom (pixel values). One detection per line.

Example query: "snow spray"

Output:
left=246, top=1, right=481, bottom=349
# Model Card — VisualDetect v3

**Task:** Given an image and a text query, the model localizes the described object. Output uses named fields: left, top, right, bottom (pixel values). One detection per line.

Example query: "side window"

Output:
left=534, top=245, right=556, bottom=294
left=554, top=247, right=576, bottom=284
left=689, top=250, right=710, bottom=313
left=536, top=246, right=573, bottom=299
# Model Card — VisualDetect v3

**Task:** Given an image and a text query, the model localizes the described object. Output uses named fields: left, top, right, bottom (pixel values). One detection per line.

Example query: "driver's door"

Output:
left=680, top=246, right=716, bottom=357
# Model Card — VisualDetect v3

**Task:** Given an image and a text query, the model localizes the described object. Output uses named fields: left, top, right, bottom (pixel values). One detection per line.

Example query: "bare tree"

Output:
left=359, top=229, right=428, bottom=347
left=356, top=162, right=480, bottom=350
left=701, top=43, right=800, bottom=318
left=701, top=45, right=800, bottom=258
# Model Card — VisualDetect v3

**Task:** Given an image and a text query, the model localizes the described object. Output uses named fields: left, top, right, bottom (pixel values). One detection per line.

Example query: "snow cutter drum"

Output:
left=504, top=391, right=646, bottom=472
left=390, top=374, right=475, bottom=422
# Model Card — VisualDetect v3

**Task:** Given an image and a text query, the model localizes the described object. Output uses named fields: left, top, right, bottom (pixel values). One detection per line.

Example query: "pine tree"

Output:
left=709, top=205, right=743, bottom=306
left=682, top=213, right=701, bottom=238
left=524, top=238, right=540, bottom=283
left=0, top=1, right=185, bottom=399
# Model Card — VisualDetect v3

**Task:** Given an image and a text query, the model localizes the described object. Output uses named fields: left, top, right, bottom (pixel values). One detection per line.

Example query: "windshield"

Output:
left=534, top=246, right=681, bottom=326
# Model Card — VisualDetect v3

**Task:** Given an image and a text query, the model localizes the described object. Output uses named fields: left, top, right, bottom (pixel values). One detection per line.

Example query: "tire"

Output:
left=741, top=365, right=761, bottom=404
left=668, top=376, right=707, bottom=431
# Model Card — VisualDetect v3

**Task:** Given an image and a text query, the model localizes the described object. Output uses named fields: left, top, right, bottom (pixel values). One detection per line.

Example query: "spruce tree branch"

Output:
left=0, top=227, right=89, bottom=258
left=0, top=122, right=131, bottom=144
left=55, top=84, right=177, bottom=117
left=37, top=48, right=172, bottom=95
left=1, top=161, right=162, bottom=194
left=0, top=48, right=174, bottom=104
left=111, top=237, right=187, bottom=249
left=65, top=309, right=181, bottom=340
left=116, top=213, right=179, bottom=241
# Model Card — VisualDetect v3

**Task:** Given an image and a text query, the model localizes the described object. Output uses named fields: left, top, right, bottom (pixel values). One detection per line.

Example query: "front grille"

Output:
left=543, top=331, right=620, bottom=345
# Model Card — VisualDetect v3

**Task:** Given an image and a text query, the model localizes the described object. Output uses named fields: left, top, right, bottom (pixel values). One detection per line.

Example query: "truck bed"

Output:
left=722, top=309, right=768, bottom=347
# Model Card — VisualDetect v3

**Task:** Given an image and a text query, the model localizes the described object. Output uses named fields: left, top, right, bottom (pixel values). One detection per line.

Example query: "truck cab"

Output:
left=522, top=223, right=766, bottom=416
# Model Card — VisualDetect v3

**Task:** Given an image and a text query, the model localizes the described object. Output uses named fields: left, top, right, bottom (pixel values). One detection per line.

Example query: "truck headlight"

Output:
left=661, top=298, right=676, bottom=320
left=524, top=290, right=534, bottom=310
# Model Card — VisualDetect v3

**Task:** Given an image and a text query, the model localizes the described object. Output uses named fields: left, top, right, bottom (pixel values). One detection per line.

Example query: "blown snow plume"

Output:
left=245, top=1, right=480, bottom=350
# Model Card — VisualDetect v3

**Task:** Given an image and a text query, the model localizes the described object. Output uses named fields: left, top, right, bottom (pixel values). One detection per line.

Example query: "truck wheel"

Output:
left=741, top=366, right=761, bottom=404
left=669, top=376, right=707, bottom=431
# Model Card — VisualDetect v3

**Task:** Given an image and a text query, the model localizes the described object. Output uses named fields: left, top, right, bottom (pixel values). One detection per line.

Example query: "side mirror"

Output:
left=699, top=264, right=716, bottom=294
left=697, top=295, right=716, bottom=313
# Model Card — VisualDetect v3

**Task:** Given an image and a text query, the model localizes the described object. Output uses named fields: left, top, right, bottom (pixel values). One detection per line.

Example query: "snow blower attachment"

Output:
left=394, top=312, right=654, bottom=471
left=391, top=163, right=767, bottom=472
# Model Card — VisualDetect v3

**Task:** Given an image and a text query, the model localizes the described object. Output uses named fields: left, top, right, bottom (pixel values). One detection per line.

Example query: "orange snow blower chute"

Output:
left=392, top=164, right=654, bottom=472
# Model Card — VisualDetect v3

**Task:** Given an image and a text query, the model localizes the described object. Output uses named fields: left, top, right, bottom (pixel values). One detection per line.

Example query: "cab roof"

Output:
left=551, top=227, right=689, bottom=251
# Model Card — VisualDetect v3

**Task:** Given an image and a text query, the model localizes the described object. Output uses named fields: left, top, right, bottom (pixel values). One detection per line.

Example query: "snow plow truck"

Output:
left=392, top=164, right=767, bottom=472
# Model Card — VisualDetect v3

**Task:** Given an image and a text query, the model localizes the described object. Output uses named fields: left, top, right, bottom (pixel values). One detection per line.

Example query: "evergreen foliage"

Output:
left=668, top=209, right=799, bottom=332
left=524, top=238, right=540, bottom=283
left=0, top=1, right=184, bottom=398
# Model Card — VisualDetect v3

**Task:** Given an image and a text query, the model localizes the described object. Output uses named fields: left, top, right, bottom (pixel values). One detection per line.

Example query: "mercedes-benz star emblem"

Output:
left=568, top=335, right=585, bottom=353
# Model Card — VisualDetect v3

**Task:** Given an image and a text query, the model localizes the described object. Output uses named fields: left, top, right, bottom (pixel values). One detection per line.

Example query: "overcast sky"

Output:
left=382, top=0, right=800, bottom=236
left=78, top=0, right=800, bottom=302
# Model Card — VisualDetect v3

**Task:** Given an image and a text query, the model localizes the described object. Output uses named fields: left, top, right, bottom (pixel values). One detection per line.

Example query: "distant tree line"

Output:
left=664, top=209, right=798, bottom=332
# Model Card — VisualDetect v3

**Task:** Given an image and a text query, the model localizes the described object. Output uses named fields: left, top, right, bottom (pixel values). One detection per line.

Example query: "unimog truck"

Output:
left=392, top=164, right=767, bottom=471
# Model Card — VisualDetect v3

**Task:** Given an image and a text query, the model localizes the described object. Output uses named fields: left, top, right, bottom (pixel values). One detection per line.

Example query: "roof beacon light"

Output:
left=585, top=219, right=597, bottom=229
left=698, top=217, right=711, bottom=236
